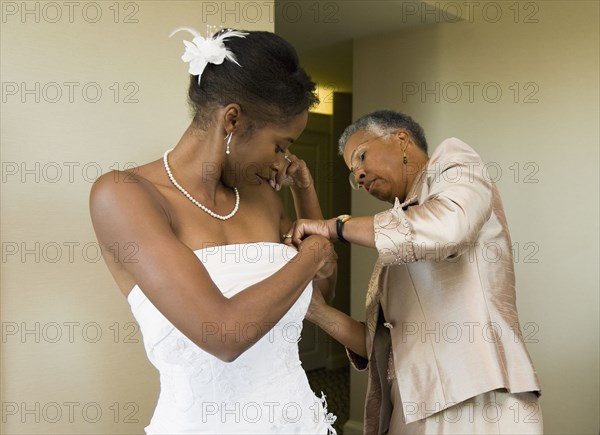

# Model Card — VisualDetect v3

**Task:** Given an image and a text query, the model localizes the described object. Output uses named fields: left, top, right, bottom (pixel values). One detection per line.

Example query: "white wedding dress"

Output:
left=127, top=242, right=336, bottom=434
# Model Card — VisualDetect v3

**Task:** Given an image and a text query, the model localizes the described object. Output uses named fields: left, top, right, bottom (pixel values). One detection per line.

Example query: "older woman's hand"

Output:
left=288, top=218, right=337, bottom=246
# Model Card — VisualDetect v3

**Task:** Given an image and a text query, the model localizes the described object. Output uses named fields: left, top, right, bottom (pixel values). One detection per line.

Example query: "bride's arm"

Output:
left=290, top=179, right=323, bottom=220
left=90, top=171, right=335, bottom=363
left=279, top=156, right=336, bottom=302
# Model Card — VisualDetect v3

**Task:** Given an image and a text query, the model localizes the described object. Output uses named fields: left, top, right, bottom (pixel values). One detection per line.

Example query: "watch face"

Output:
left=338, top=214, right=352, bottom=223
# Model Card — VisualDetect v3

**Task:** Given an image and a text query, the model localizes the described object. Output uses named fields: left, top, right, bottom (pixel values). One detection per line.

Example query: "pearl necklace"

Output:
left=163, top=148, right=240, bottom=220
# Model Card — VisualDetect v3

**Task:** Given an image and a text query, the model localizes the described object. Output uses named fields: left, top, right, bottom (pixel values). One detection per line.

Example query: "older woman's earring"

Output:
left=224, top=132, right=233, bottom=155
left=402, top=142, right=409, bottom=164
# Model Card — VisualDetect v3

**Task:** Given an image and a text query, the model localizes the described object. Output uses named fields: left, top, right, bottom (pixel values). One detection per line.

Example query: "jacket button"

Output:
left=383, top=322, right=394, bottom=329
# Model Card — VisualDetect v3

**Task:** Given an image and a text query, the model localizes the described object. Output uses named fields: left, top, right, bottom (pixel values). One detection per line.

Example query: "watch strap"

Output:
left=336, top=215, right=351, bottom=243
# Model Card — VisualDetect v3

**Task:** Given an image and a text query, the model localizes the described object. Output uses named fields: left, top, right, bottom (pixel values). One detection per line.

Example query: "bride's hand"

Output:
left=296, top=234, right=336, bottom=273
left=271, top=153, right=313, bottom=191
left=314, top=240, right=337, bottom=282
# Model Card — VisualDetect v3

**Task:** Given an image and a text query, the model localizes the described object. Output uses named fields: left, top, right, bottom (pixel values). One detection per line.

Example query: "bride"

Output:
left=89, top=28, right=337, bottom=434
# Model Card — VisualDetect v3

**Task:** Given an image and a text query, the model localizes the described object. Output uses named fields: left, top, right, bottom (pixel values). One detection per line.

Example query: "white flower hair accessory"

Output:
left=169, top=27, right=248, bottom=84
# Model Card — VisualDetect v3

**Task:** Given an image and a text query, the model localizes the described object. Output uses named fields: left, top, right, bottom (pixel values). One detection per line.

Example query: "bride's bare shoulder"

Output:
left=90, top=164, right=170, bottom=227
left=92, top=168, right=152, bottom=200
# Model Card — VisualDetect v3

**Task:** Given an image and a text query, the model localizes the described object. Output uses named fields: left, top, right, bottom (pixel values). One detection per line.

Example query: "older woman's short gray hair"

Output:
left=338, top=110, right=428, bottom=156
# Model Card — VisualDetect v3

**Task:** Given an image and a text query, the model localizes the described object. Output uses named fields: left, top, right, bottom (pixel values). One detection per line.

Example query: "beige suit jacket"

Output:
left=348, top=138, right=541, bottom=433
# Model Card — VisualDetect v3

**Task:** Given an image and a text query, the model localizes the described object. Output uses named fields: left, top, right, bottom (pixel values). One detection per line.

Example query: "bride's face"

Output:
left=232, top=111, right=308, bottom=187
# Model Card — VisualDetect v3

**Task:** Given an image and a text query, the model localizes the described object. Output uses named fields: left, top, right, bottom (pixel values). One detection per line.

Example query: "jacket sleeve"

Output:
left=345, top=321, right=369, bottom=371
left=374, top=138, right=494, bottom=265
left=346, top=347, right=369, bottom=371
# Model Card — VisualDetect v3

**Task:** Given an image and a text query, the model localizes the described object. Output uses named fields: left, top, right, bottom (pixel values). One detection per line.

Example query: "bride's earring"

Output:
left=224, top=132, right=233, bottom=155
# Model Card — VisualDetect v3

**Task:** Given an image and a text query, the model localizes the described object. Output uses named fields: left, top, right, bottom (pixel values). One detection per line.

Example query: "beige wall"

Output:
left=1, top=2, right=274, bottom=433
left=348, top=1, right=599, bottom=434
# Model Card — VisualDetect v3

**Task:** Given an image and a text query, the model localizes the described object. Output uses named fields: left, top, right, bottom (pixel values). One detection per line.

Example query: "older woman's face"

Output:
left=342, top=130, right=406, bottom=203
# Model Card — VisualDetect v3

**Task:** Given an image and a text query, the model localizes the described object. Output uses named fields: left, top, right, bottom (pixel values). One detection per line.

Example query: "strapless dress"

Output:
left=127, top=242, right=336, bottom=434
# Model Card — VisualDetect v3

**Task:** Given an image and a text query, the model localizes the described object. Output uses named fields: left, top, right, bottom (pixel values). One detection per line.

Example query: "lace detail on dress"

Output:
left=318, top=392, right=338, bottom=435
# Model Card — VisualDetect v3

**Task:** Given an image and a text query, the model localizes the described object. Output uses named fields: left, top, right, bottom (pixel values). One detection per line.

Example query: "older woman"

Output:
left=293, top=110, right=542, bottom=434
